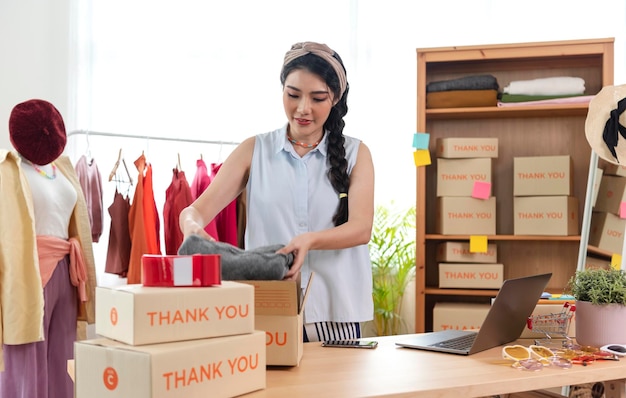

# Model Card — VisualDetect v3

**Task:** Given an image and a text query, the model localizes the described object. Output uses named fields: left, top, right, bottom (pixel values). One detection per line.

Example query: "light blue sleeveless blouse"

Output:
left=246, top=125, right=373, bottom=323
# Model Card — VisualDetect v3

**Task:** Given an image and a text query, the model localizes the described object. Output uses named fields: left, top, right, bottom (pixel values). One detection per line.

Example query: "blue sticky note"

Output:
left=413, top=133, right=430, bottom=149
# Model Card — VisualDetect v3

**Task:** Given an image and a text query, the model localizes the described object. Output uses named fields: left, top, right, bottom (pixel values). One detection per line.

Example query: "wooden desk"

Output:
left=245, top=335, right=626, bottom=398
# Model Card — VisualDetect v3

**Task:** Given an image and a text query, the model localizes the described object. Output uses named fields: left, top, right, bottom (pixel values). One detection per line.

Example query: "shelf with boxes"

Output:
left=589, top=162, right=626, bottom=259
left=415, top=38, right=615, bottom=333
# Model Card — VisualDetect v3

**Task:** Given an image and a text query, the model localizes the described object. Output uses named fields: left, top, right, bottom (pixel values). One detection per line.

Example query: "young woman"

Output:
left=180, top=41, right=375, bottom=342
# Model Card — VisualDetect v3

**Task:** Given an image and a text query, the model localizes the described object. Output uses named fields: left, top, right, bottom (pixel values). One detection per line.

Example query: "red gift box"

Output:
left=141, top=254, right=221, bottom=287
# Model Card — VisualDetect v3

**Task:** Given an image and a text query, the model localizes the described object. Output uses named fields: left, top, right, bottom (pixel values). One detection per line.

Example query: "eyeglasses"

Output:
left=600, top=344, right=626, bottom=357
left=554, top=346, right=620, bottom=366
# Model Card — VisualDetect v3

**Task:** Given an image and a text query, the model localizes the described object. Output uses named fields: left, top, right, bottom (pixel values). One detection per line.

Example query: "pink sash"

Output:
left=36, top=235, right=88, bottom=302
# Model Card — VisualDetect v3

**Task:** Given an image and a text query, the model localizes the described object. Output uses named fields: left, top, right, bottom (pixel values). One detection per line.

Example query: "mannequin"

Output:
left=0, top=99, right=97, bottom=398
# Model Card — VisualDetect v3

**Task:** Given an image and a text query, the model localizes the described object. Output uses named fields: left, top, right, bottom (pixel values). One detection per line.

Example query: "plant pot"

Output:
left=575, top=300, right=626, bottom=347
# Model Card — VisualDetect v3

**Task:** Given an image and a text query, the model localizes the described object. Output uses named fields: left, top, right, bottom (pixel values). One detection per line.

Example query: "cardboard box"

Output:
left=432, top=302, right=491, bottom=331
left=435, top=137, right=498, bottom=159
left=589, top=211, right=626, bottom=254
left=74, top=332, right=266, bottom=398
left=513, top=196, right=579, bottom=236
left=436, top=241, right=497, bottom=263
left=594, top=174, right=626, bottom=215
left=513, top=156, right=573, bottom=196
left=520, top=303, right=576, bottom=339
left=436, top=158, right=492, bottom=197
left=585, top=255, right=611, bottom=270
left=436, top=196, right=496, bottom=235
left=604, top=163, right=626, bottom=177
left=438, top=263, right=504, bottom=289
left=238, top=275, right=313, bottom=366
left=95, top=282, right=254, bottom=345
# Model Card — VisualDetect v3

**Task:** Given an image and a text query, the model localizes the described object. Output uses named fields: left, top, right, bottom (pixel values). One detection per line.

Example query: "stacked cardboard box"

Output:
left=433, top=302, right=490, bottom=331
left=434, top=138, right=502, bottom=289
left=513, top=155, right=579, bottom=236
left=433, top=301, right=575, bottom=338
left=589, top=167, right=626, bottom=254
left=74, top=277, right=266, bottom=398
left=437, top=241, right=503, bottom=289
left=435, top=137, right=497, bottom=235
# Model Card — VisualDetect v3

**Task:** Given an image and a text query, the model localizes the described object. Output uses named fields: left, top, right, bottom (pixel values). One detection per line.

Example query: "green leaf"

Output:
left=369, top=202, right=416, bottom=336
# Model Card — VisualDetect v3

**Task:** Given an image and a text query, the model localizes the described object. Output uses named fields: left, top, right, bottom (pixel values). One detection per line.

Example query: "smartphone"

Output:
left=321, top=339, right=378, bottom=349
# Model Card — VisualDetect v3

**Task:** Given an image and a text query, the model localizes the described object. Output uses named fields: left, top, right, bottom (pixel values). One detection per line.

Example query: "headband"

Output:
left=283, top=42, right=347, bottom=98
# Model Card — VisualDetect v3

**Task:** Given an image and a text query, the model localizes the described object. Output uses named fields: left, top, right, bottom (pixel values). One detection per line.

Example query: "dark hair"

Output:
left=280, top=52, right=350, bottom=226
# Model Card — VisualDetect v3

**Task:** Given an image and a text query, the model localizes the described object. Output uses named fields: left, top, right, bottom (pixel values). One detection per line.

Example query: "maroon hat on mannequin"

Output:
left=9, top=99, right=67, bottom=165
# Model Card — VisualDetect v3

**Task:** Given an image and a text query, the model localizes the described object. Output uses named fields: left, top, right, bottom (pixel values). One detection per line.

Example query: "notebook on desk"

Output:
left=396, top=273, right=552, bottom=355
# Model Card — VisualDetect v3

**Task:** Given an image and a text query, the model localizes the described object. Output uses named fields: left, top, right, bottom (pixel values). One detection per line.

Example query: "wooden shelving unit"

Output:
left=415, top=38, right=615, bottom=333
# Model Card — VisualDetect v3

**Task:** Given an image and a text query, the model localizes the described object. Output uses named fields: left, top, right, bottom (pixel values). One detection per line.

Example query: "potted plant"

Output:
left=368, top=204, right=416, bottom=336
left=566, top=267, right=626, bottom=347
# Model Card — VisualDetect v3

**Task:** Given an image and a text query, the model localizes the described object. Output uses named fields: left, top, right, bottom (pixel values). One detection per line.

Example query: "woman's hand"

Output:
left=179, top=206, right=214, bottom=241
left=277, top=232, right=315, bottom=280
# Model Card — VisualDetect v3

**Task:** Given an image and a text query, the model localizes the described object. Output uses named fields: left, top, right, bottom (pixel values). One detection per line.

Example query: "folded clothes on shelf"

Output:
left=503, top=76, right=585, bottom=96
left=426, top=74, right=499, bottom=92
left=498, top=94, right=595, bottom=107
left=426, top=89, right=498, bottom=108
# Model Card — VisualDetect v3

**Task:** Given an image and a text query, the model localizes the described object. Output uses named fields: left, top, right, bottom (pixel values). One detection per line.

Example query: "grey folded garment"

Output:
left=426, top=74, right=499, bottom=93
left=178, top=234, right=293, bottom=280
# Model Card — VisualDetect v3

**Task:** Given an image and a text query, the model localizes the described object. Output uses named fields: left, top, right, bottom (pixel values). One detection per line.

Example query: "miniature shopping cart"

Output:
left=526, top=302, right=576, bottom=347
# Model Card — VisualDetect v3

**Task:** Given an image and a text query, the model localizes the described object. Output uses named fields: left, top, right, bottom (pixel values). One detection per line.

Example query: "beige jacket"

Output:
left=0, top=150, right=97, bottom=370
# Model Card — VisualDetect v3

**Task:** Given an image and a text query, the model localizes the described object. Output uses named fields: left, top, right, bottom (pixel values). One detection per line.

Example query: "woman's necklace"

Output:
left=287, top=133, right=321, bottom=149
left=24, top=159, right=57, bottom=180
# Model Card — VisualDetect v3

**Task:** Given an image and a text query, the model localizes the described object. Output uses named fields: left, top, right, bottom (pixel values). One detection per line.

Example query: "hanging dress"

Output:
left=127, top=154, right=160, bottom=284
left=104, top=189, right=132, bottom=277
left=163, top=168, right=193, bottom=254
left=74, top=155, right=104, bottom=242
left=190, top=158, right=219, bottom=240
left=211, top=162, right=239, bottom=246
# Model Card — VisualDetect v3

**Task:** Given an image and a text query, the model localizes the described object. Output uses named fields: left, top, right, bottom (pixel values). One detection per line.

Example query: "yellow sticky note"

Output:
left=469, top=235, right=488, bottom=253
left=413, top=149, right=431, bottom=167
left=611, top=254, right=622, bottom=270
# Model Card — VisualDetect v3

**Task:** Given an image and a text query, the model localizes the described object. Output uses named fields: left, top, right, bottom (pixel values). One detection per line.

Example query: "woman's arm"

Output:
left=179, top=137, right=255, bottom=239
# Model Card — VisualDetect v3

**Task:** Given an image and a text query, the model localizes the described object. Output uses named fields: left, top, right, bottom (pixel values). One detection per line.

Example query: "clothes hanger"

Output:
left=121, top=158, right=133, bottom=185
left=109, top=148, right=134, bottom=185
left=85, top=131, right=93, bottom=164
left=108, top=148, right=123, bottom=182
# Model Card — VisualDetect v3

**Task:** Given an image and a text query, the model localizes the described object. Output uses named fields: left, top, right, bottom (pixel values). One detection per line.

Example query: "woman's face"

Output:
left=283, top=68, right=334, bottom=141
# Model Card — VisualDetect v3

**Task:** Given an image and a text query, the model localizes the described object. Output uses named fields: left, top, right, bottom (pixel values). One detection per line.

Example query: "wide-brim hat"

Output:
left=9, top=99, right=67, bottom=165
left=585, top=84, right=626, bottom=165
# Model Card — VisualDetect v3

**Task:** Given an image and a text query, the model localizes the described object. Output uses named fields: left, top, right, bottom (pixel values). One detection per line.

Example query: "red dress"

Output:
left=163, top=168, right=193, bottom=255
left=127, top=154, right=160, bottom=284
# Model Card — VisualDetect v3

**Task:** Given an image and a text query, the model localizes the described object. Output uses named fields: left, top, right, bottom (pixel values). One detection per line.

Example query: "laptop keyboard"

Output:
left=431, top=333, right=477, bottom=350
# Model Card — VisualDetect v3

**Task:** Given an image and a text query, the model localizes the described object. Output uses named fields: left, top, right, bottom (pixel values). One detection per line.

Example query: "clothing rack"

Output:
left=67, top=129, right=240, bottom=146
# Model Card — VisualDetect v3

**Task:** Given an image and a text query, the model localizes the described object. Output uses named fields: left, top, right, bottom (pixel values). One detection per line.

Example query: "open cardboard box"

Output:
left=238, top=273, right=313, bottom=366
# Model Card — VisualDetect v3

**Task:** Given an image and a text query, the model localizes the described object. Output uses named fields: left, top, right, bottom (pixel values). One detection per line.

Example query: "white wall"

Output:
left=0, top=0, right=71, bottom=150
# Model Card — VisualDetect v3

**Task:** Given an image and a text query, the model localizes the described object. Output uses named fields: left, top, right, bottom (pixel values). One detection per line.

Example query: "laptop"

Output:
left=396, top=273, right=552, bottom=355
